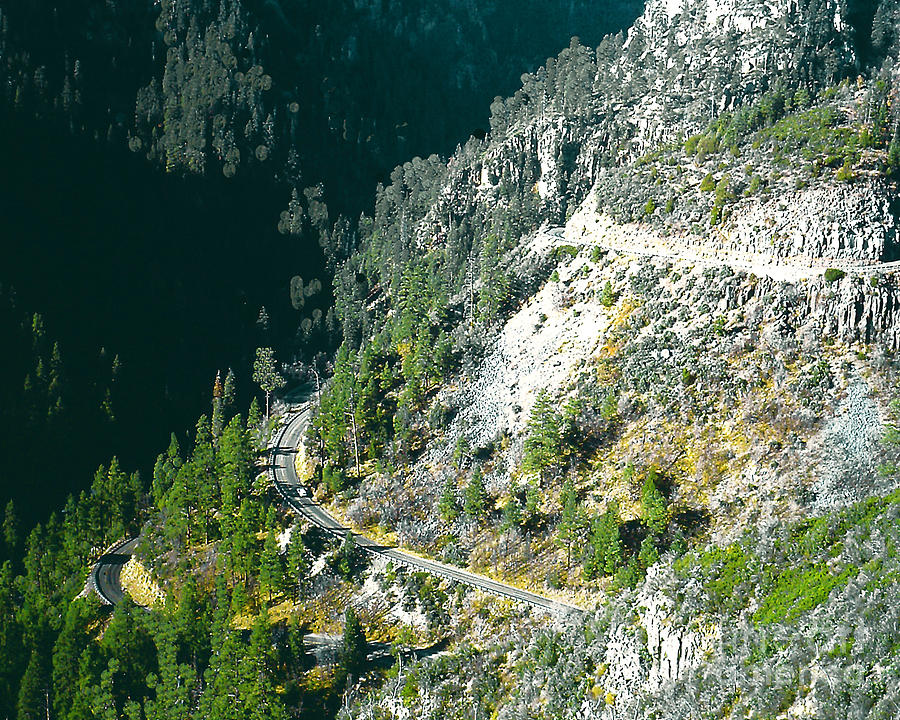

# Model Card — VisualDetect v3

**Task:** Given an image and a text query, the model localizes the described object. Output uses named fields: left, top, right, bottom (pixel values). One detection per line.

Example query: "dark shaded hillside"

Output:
left=0, top=109, right=322, bottom=524
left=0, top=0, right=646, bottom=520
left=244, top=0, right=648, bottom=212
left=0, top=0, right=646, bottom=216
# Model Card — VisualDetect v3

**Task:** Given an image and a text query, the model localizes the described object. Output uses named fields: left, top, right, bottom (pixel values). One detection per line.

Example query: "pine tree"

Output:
left=259, top=514, right=282, bottom=605
left=335, top=534, right=358, bottom=580
left=152, top=435, right=183, bottom=508
left=212, top=398, right=225, bottom=439
left=0, top=561, right=24, bottom=720
left=437, top=476, right=459, bottom=523
left=638, top=534, right=659, bottom=568
left=70, top=643, right=104, bottom=720
left=600, top=280, right=616, bottom=307
left=218, top=415, right=252, bottom=520
left=286, top=527, right=306, bottom=601
left=583, top=503, right=623, bottom=579
left=2, top=500, right=18, bottom=561
left=47, top=342, right=65, bottom=420
left=522, top=390, right=562, bottom=479
left=316, top=344, right=356, bottom=470
left=464, top=468, right=487, bottom=519
left=524, top=481, right=540, bottom=523
left=100, top=598, right=156, bottom=708
left=223, top=369, right=237, bottom=408
left=101, top=458, right=131, bottom=542
left=339, top=607, right=366, bottom=680
left=17, top=646, right=51, bottom=720
left=641, top=468, right=668, bottom=537
left=557, top=478, right=581, bottom=569
left=252, top=347, right=286, bottom=418
left=279, top=188, right=305, bottom=237
left=51, top=598, right=96, bottom=720
left=229, top=499, right=258, bottom=585
left=501, top=496, right=522, bottom=533
left=242, top=609, right=286, bottom=720
left=198, top=626, right=242, bottom=720
left=191, top=415, right=218, bottom=542
left=174, top=578, right=210, bottom=672
left=247, top=397, right=262, bottom=434
left=477, top=233, right=510, bottom=324
left=287, top=615, right=306, bottom=676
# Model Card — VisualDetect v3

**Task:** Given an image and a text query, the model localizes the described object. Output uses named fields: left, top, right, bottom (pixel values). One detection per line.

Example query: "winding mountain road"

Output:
left=90, top=398, right=583, bottom=616
left=270, top=403, right=584, bottom=616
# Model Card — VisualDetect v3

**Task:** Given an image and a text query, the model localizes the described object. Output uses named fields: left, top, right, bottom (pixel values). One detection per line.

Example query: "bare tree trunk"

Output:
left=346, top=400, right=361, bottom=479
left=351, top=412, right=361, bottom=479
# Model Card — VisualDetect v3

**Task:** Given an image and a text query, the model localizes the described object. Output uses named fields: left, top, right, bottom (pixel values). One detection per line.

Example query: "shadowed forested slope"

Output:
left=0, top=0, right=645, bottom=520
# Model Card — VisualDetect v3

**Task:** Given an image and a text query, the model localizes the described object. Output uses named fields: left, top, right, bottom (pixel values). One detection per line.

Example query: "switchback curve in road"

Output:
left=89, top=398, right=585, bottom=617
left=270, top=404, right=585, bottom=617
left=91, top=537, right=139, bottom=606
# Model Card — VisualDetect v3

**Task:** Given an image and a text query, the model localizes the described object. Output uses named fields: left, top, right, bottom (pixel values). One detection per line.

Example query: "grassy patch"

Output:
left=754, top=563, right=857, bottom=625
left=673, top=488, right=900, bottom=626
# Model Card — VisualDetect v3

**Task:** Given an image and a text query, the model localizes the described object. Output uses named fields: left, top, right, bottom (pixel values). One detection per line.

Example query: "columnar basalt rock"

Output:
left=725, top=181, right=899, bottom=263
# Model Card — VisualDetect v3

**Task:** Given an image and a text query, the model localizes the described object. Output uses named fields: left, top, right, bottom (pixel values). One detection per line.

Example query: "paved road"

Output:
left=270, top=405, right=584, bottom=616
left=89, top=396, right=584, bottom=616
left=91, top=537, right=139, bottom=605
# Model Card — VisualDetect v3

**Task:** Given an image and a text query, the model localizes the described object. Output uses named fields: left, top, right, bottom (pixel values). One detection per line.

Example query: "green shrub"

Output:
left=323, top=464, right=346, bottom=494
left=835, top=161, right=854, bottom=182
left=700, top=173, right=716, bottom=192
left=600, top=281, right=616, bottom=308
left=552, top=245, right=579, bottom=261
left=703, top=544, right=754, bottom=611
left=695, top=135, right=719, bottom=162
left=754, top=563, right=857, bottom=624
left=684, top=134, right=702, bottom=155
left=613, top=556, right=642, bottom=590
left=888, top=137, right=900, bottom=175
left=824, top=268, right=846, bottom=282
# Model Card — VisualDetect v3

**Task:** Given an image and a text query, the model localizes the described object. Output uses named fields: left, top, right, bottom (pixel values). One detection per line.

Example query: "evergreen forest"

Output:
left=5, top=0, right=900, bottom=718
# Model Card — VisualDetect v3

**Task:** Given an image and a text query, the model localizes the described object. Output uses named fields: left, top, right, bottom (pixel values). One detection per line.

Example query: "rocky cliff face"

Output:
left=722, top=269, right=900, bottom=350
left=726, top=180, right=899, bottom=262
left=469, top=0, right=864, bottom=227
left=582, top=568, right=721, bottom=717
